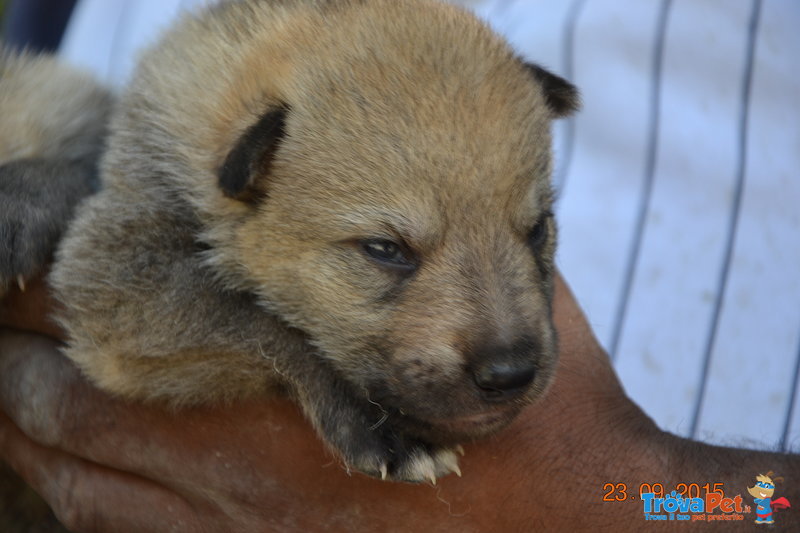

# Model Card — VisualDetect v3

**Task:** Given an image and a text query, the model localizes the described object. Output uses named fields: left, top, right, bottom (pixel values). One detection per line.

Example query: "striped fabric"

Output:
left=60, top=0, right=800, bottom=452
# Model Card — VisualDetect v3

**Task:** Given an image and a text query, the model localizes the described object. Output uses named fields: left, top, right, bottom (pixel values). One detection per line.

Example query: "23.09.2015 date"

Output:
left=602, top=483, right=725, bottom=502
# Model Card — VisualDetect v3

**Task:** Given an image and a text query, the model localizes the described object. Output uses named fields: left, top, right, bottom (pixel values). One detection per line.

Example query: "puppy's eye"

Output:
left=360, top=239, right=416, bottom=271
left=527, top=215, right=551, bottom=250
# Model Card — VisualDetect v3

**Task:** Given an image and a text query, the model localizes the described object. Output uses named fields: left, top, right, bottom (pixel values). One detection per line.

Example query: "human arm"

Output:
left=0, top=273, right=797, bottom=532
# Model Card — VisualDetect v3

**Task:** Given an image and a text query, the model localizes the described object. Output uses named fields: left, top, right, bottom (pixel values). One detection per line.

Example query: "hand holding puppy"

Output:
left=3, top=274, right=798, bottom=531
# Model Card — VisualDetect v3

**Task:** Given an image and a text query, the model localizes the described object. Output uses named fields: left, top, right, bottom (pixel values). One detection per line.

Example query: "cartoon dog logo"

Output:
left=747, top=471, right=791, bottom=524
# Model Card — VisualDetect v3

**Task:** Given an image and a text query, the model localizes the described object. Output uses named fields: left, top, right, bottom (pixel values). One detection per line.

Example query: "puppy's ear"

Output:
left=218, top=106, right=288, bottom=203
left=523, top=63, right=580, bottom=118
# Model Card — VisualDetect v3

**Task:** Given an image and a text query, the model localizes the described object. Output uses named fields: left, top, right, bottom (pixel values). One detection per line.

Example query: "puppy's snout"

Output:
left=470, top=337, right=538, bottom=402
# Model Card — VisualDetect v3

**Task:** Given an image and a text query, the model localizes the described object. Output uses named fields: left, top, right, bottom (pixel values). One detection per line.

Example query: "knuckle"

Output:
left=50, top=466, right=92, bottom=532
left=8, top=340, right=74, bottom=447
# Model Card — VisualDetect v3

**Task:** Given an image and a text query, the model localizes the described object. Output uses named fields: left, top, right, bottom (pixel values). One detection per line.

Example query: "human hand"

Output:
left=2, top=273, right=791, bottom=532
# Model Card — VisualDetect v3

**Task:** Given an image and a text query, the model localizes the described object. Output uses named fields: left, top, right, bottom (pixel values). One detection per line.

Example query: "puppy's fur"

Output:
left=0, top=46, right=112, bottom=296
left=51, top=0, right=579, bottom=482
left=0, top=46, right=110, bottom=533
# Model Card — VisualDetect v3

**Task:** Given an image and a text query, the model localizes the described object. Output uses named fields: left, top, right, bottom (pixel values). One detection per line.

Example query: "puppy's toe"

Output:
left=391, top=444, right=462, bottom=484
left=0, top=206, right=54, bottom=294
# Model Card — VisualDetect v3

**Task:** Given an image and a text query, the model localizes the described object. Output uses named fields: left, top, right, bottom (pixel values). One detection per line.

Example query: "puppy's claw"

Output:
left=380, top=463, right=388, bottom=481
left=17, top=275, right=26, bottom=292
left=406, top=453, right=439, bottom=485
left=436, top=448, right=461, bottom=478
left=455, top=444, right=465, bottom=456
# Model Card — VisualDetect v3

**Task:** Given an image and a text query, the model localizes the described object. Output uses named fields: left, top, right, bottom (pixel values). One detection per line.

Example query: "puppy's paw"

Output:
left=344, top=434, right=463, bottom=483
left=319, top=405, right=463, bottom=483
left=0, top=158, right=94, bottom=295
left=375, top=437, right=463, bottom=484
left=286, top=354, right=463, bottom=483
left=0, top=188, right=54, bottom=295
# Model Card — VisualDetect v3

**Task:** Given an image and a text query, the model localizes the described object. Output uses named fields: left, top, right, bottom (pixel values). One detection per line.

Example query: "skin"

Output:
left=0, top=273, right=798, bottom=532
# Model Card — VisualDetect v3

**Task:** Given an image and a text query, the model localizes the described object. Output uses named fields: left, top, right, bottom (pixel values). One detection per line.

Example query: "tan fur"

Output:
left=50, top=0, right=578, bottom=482
left=0, top=48, right=109, bottom=163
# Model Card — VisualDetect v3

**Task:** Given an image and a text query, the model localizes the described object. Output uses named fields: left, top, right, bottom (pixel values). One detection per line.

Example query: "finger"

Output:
left=0, top=330, right=75, bottom=448
left=552, top=270, right=616, bottom=370
left=537, top=273, right=626, bottom=418
left=0, top=329, right=328, bottom=494
left=0, top=329, right=197, bottom=480
left=0, top=413, right=203, bottom=533
left=552, top=270, right=596, bottom=346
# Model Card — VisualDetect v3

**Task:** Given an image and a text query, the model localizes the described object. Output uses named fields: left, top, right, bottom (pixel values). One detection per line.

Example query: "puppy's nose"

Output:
left=473, top=360, right=536, bottom=401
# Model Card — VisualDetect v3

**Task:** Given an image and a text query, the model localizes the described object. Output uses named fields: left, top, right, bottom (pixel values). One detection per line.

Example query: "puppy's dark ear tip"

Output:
left=523, top=62, right=580, bottom=118
left=218, top=105, right=289, bottom=203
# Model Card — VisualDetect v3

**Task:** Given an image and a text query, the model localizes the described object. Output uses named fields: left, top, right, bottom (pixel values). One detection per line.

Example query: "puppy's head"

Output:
left=209, top=0, right=579, bottom=443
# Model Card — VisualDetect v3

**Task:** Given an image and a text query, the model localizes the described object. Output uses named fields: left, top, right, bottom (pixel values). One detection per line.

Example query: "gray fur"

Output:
left=0, top=46, right=112, bottom=295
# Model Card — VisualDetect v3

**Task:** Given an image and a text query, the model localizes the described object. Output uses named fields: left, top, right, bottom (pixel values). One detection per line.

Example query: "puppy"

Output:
left=0, top=45, right=111, bottom=533
left=50, top=0, right=579, bottom=482
left=0, top=45, right=112, bottom=296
